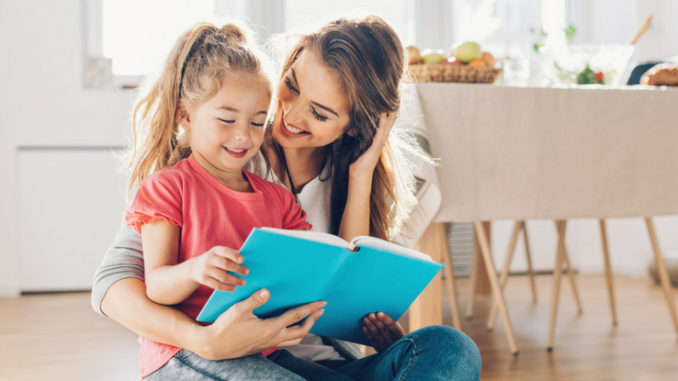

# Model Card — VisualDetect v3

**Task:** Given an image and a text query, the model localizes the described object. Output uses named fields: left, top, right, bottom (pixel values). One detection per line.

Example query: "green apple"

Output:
left=422, top=52, right=444, bottom=65
left=456, top=42, right=482, bottom=63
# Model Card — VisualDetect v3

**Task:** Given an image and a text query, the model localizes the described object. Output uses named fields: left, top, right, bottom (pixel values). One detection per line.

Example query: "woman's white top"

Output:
left=247, top=153, right=345, bottom=362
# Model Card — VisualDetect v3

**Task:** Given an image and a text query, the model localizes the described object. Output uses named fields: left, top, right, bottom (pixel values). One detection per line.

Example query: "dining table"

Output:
left=402, top=82, right=678, bottom=354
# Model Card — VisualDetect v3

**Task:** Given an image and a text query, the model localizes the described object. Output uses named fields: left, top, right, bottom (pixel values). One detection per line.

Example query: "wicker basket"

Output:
left=408, top=64, right=502, bottom=84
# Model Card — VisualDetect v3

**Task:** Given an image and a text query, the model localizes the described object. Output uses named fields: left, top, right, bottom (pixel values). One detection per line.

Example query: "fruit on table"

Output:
left=481, top=52, right=496, bottom=68
left=456, top=42, right=482, bottom=63
left=467, top=59, right=486, bottom=67
left=443, top=57, right=463, bottom=65
left=423, top=52, right=445, bottom=65
left=407, top=46, right=422, bottom=65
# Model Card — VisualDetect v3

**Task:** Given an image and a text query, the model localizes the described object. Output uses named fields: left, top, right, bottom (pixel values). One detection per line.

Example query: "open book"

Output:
left=197, top=227, right=443, bottom=346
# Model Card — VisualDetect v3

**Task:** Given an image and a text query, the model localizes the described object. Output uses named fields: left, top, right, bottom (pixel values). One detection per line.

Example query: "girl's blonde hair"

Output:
left=267, top=16, right=427, bottom=241
left=126, top=22, right=271, bottom=196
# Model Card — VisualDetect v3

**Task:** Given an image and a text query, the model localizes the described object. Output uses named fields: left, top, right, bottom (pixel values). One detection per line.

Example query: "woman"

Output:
left=92, top=16, right=481, bottom=381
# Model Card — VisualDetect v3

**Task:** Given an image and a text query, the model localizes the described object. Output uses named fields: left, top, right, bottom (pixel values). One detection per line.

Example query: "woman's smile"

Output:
left=281, top=111, right=312, bottom=138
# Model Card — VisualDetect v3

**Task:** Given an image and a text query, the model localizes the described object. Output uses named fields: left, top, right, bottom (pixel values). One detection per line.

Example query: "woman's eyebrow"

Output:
left=312, top=102, right=339, bottom=117
left=291, top=68, right=340, bottom=117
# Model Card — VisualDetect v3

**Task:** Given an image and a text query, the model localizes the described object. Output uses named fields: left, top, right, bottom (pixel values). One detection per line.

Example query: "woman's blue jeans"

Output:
left=146, top=326, right=481, bottom=381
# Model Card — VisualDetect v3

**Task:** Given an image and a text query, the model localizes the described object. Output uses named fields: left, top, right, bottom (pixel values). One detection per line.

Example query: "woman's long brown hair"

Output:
left=266, top=16, right=425, bottom=241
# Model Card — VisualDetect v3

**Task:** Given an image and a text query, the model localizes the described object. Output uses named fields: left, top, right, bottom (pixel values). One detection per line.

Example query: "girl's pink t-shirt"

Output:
left=125, top=155, right=311, bottom=377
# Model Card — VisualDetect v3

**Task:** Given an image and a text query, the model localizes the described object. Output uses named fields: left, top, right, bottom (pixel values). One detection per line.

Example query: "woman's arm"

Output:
left=338, top=113, right=397, bottom=241
left=94, top=224, right=325, bottom=360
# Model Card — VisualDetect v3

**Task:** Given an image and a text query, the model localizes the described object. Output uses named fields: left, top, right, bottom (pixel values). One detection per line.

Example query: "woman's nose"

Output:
left=284, top=99, right=305, bottom=127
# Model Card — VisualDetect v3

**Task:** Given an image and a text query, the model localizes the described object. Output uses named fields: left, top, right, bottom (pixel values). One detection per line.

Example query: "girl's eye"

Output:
left=251, top=122, right=264, bottom=127
left=311, top=107, right=328, bottom=122
left=284, top=77, right=299, bottom=94
left=218, top=118, right=235, bottom=124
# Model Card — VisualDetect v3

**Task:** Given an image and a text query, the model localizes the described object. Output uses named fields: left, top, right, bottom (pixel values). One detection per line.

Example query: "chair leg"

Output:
left=645, top=217, right=678, bottom=338
left=487, top=220, right=522, bottom=332
left=465, top=240, right=479, bottom=321
left=475, top=221, right=519, bottom=355
left=548, top=220, right=568, bottom=351
left=443, top=223, right=462, bottom=330
left=563, top=246, right=583, bottom=314
left=522, top=222, right=538, bottom=304
left=599, top=219, right=618, bottom=326
left=552, top=221, right=583, bottom=314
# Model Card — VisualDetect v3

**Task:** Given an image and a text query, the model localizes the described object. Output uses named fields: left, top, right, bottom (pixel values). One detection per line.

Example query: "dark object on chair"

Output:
left=626, top=54, right=678, bottom=85
left=627, top=62, right=662, bottom=85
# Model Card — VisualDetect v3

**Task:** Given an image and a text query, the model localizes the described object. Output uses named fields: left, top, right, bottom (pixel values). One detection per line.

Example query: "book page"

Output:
left=260, top=227, right=353, bottom=250
left=350, top=236, right=433, bottom=261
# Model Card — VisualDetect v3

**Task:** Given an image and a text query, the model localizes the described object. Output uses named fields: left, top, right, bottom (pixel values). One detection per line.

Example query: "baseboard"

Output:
left=0, top=286, right=20, bottom=298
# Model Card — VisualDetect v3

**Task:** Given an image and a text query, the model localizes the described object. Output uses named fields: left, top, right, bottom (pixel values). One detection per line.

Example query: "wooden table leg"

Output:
left=599, top=219, right=618, bottom=326
left=487, top=220, right=522, bottom=332
left=522, top=223, right=538, bottom=304
left=409, top=222, right=444, bottom=332
left=475, top=221, right=519, bottom=355
left=548, top=220, right=568, bottom=351
left=645, top=217, right=678, bottom=338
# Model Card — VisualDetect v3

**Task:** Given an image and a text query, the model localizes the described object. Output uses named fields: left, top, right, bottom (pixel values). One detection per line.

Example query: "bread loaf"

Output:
left=640, top=63, right=678, bottom=86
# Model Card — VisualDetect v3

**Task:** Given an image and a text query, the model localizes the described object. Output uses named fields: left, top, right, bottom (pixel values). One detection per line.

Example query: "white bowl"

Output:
left=543, top=44, right=635, bottom=86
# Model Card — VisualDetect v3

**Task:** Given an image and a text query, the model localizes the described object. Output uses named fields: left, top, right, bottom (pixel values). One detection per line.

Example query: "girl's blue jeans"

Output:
left=145, top=325, right=481, bottom=381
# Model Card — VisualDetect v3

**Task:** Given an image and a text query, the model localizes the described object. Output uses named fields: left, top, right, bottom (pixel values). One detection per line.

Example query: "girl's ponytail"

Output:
left=126, top=22, right=270, bottom=198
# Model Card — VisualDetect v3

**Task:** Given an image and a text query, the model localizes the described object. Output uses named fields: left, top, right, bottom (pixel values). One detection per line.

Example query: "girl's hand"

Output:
left=196, top=289, right=326, bottom=360
left=349, top=112, right=397, bottom=180
left=362, top=311, right=405, bottom=352
left=188, top=246, right=249, bottom=292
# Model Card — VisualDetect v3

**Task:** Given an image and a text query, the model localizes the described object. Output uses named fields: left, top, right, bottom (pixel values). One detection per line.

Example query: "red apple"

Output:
left=443, top=56, right=463, bottom=66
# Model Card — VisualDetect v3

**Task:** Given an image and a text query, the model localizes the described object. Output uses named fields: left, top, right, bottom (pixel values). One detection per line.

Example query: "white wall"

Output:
left=570, top=0, right=678, bottom=61
left=1, top=0, right=676, bottom=296
left=0, top=0, right=134, bottom=296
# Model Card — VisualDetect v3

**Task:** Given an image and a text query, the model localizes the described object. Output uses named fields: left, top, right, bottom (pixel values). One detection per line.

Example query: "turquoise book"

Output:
left=197, top=227, right=443, bottom=346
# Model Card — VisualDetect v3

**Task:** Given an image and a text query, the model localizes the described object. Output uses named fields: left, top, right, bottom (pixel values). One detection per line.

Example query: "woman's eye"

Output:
left=284, top=77, right=299, bottom=94
left=218, top=118, right=235, bottom=124
left=311, top=107, right=328, bottom=122
left=251, top=122, right=264, bottom=127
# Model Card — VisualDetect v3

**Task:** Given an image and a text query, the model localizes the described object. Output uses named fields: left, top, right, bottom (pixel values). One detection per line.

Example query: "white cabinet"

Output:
left=18, top=148, right=127, bottom=292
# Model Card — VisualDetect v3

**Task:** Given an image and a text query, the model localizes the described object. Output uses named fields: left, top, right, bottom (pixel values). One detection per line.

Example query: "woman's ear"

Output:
left=347, top=128, right=357, bottom=137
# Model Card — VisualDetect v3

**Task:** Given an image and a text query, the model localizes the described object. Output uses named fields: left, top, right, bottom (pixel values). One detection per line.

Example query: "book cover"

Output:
left=197, top=228, right=443, bottom=346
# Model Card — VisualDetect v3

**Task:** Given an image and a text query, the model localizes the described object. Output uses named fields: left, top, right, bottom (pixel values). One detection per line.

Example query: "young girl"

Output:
left=123, top=22, right=324, bottom=379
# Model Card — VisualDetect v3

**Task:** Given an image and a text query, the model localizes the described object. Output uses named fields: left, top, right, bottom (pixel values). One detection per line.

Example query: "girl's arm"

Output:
left=142, top=220, right=248, bottom=305
left=338, top=113, right=397, bottom=241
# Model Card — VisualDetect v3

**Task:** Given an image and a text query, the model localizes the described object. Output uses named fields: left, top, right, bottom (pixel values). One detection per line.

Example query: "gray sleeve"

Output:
left=90, top=222, right=145, bottom=316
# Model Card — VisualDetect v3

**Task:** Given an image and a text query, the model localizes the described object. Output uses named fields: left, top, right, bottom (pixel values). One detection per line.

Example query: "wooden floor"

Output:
left=1, top=274, right=677, bottom=380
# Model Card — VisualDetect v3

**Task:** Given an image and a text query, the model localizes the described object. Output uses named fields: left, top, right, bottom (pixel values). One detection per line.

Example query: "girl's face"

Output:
left=181, top=75, right=270, bottom=182
left=274, top=50, right=351, bottom=151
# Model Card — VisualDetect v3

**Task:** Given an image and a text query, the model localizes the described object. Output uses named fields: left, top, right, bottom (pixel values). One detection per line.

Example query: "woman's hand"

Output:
left=188, top=246, right=250, bottom=292
left=362, top=311, right=406, bottom=352
left=349, top=112, right=397, bottom=180
left=194, top=289, right=326, bottom=360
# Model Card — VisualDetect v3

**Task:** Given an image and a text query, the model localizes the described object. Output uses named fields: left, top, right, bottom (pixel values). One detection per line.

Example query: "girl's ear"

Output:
left=176, top=100, right=191, bottom=129
left=347, top=128, right=357, bottom=137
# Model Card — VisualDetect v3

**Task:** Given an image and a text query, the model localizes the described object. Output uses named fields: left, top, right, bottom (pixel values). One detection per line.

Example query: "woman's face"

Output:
left=273, top=50, right=351, bottom=150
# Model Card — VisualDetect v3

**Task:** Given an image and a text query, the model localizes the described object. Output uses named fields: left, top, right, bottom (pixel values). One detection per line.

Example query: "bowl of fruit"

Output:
left=407, top=42, right=501, bottom=84
left=543, top=44, right=635, bottom=85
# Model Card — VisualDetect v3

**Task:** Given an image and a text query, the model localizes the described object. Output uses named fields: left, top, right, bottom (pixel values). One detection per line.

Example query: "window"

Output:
left=285, top=0, right=416, bottom=47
